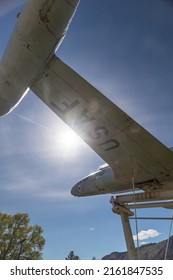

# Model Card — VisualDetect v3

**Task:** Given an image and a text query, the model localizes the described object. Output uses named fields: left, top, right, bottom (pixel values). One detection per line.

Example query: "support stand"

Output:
left=110, top=197, right=138, bottom=259
left=110, top=191, right=173, bottom=260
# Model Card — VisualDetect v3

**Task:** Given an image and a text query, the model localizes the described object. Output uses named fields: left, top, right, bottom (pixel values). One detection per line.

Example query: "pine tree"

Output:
left=65, top=251, right=80, bottom=260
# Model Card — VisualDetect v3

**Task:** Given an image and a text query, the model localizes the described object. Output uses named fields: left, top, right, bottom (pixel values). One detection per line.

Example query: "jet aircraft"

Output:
left=1, top=0, right=173, bottom=198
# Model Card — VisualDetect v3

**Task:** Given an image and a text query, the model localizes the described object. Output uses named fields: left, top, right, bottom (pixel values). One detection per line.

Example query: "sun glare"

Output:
left=59, top=128, right=82, bottom=150
left=56, top=126, right=87, bottom=158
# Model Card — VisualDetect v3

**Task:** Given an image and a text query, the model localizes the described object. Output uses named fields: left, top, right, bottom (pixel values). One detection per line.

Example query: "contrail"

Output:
left=12, top=112, right=59, bottom=135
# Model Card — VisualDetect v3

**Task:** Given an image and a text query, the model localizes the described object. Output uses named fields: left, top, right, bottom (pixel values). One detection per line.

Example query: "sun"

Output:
left=56, top=126, right=87, bottom=158
left=59, top=128, right=82, bottom=150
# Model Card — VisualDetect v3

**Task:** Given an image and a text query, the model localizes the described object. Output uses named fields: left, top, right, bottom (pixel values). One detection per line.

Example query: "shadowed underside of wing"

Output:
left=30, top=55, right=173, bottom=188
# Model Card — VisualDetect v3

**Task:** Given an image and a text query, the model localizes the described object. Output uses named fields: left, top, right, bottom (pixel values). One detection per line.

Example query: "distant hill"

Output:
left=102, top=236, right=173, bottom=260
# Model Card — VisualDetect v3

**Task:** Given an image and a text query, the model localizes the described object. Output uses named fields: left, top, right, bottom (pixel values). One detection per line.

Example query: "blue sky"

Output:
left=0, top=0, right=173, bottom=260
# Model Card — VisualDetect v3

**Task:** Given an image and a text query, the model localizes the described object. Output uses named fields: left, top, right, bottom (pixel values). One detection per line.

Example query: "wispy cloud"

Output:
left=89, top=227, right=95, bottom=231
left=133, top=229, right=161, bottom=241
left=39, top=190, right=71, bottom=200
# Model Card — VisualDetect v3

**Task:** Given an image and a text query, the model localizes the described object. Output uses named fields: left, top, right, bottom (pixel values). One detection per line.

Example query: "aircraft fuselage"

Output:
left=71, top=149, right=173, bottom=197
left=71, top=164, right=117, bottom=197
